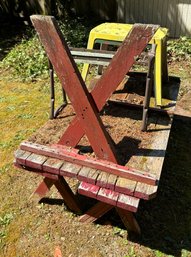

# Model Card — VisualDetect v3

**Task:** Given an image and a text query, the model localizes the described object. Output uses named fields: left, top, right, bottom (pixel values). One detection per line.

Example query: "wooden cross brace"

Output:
left=29, top=15, right=159, bottom=234
left=31, top=15, right=159, bottom=162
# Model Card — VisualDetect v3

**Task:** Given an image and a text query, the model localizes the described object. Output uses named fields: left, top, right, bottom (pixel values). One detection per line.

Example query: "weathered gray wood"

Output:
left=96, top=172, right=110, bottom=188
left=78, top=166, right=92, bottom=181
left=116, top=0, right=191, bottom=37
left=14, top=149, right=31, bottom=165
left=134, top=184, right=157, bottom=200
left=60, top=162, right=82, bottom=177
left=85, top=168, right=100, bottom=184
left=117, top=194, right=139, bottom=212
left=126, top=114, right=172, bottom=198
left=115, top=177, right=137, bottom=195
left=43, top=157, right=64, bottom=175
left=97, top=187, right=119, bottom=206
left=25, top=153, right=48, bottom=170
left=106, top=174, right=118, bottom=190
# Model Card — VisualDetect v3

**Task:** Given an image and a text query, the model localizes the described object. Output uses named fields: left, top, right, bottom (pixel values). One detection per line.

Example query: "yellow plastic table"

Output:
left=82, top=23, right=168, bottom=106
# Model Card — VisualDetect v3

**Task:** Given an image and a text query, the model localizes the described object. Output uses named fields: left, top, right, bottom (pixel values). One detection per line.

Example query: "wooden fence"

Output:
left=1, top=0, right=191, bottom=37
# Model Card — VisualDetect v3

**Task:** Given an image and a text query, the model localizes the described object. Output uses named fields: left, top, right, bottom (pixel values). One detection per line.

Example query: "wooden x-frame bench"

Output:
left=14, top=15, right=176, bottom=234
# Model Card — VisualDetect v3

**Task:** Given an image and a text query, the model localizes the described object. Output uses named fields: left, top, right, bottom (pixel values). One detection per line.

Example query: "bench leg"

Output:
left=116, top=207, right=141, bottom=235
left=32, top=176, right=81, bottom=214
left=54, top=176, right=82, bottom=214
left=32, top=177, right=54, bottom=198
left=79, top=201, right=113, bottom=223
left=79, top=202, right=141, bottom=234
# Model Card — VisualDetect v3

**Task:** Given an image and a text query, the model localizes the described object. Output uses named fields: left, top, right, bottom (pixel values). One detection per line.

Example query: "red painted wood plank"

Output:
left=20, top=141, right=158, bottom=185
left=116, top=194, right=139, bottom=213
left=97, top=187, right=119, bottom=206
left=78, top=182, right=139, bottom=213
left=58, top=24, right=159, bottom=147
left=30, top=15, right=117, bottom=163
left=78, top=182, right=100, bottom=199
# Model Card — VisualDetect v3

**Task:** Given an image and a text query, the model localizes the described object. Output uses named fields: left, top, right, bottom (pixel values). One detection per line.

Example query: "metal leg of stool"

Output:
left=48, top=59, right=55, bottom=119
left=141, top=44, right=156, bottom=132
left=49, top=59, right=68, bottom=119
left=54, top=87, right=68, bottom=118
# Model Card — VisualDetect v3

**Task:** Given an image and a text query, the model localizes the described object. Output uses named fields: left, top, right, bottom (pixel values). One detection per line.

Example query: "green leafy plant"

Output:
left=1, top=36, right=48, bottom=81
left=0, top=213, right=14, bottom=226
left=0, top=213, right=14, bottom=244
left=167, top=36, right=191, bottom=62
left=0, top=18, right=91, bottom=81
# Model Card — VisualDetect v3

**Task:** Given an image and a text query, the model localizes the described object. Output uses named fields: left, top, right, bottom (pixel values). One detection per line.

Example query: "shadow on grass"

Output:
left=134, top=114, right=191, bottom=256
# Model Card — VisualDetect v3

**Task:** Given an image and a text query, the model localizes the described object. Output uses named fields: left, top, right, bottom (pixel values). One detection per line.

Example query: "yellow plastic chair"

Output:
left=82, top=23, right=168, bottom=106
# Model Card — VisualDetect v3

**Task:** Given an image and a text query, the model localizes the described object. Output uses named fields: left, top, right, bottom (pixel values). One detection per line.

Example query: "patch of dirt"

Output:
left=28, top=102, right=158, bottom=165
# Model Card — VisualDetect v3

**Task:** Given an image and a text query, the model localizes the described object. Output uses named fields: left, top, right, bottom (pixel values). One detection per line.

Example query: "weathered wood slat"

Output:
left=20, top=141, right=158, bottom=185
left=85, top=168, right=100, bottom=184
left=115, top=177, right=137, bottom=195
left=110, top=93, right=128, bottom=101
left=25, top=153, right=48, bottom=170
left=78, top=182, right=139, bottom=212
left=96, top=172, right=117, bottom=190
left=14, top=149, right=32, bottom=165
left=78, top=182, right=100, bottom=199
left=78, top=166, right=92, bottom=181
left=14, top=156, right=59, bottom=180
left=97, top=187, right=119, bottom=206
left=127, top=114, right=172, bottom=198
left=134, top=183, right=157, bottom=200
left=43, top=158, right=64, bottom=175
left=60, top=162, right=82, bottom=177
left=117, top=194, right=139, bottom=213
left=70, top=47, right=115, bottom=66
left=96, top=171, right=110, bottom=188
left=106, top=174, right=118, bottom=190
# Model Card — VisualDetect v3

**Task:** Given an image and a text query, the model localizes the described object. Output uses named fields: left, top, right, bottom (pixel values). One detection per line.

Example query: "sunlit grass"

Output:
left=0, top=79, right=51, bottom=167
